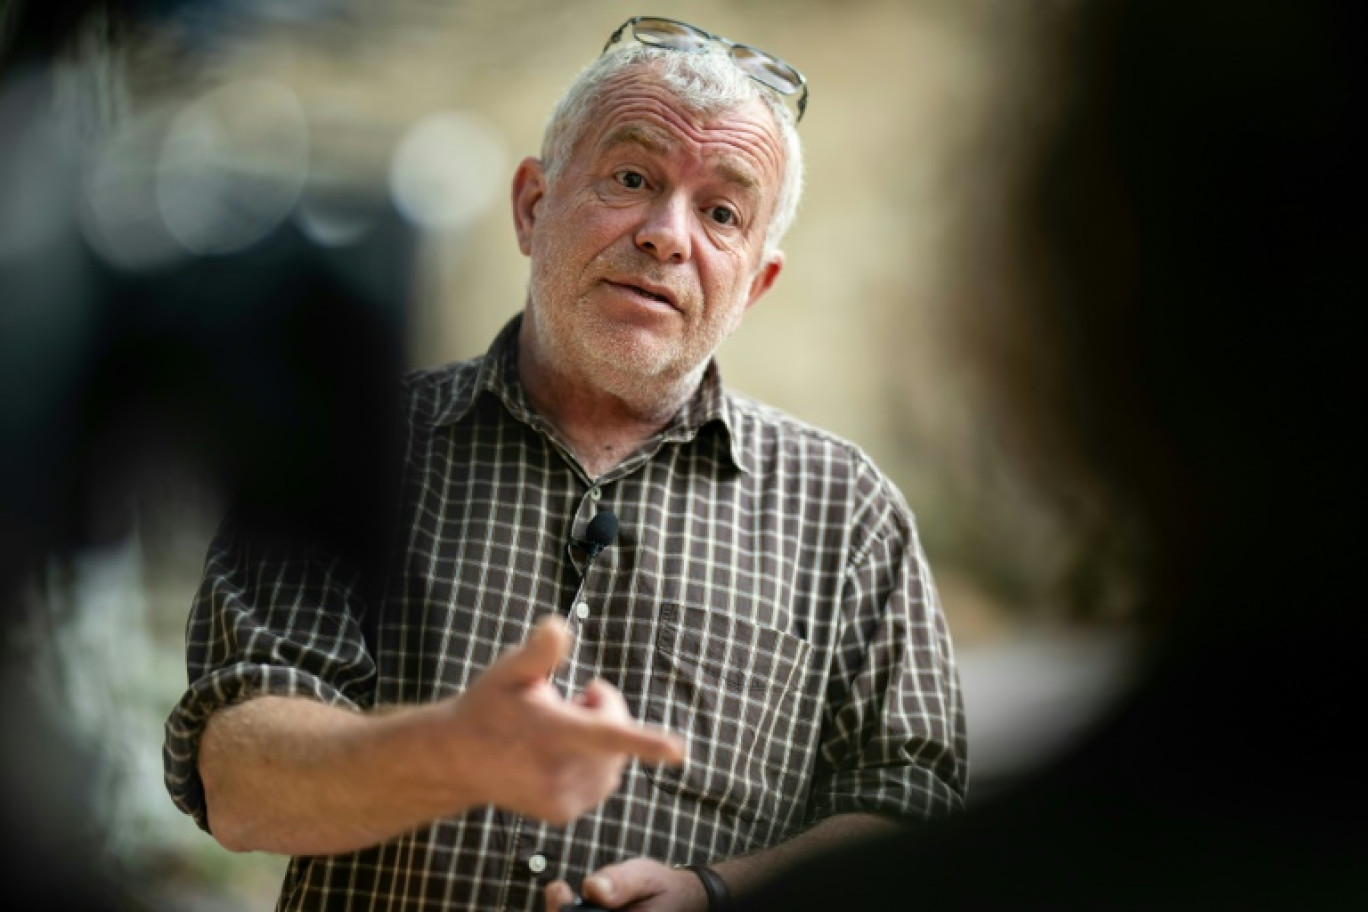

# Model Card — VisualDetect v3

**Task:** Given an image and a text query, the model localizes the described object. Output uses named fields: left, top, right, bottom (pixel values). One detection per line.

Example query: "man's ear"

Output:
left=744, top=251, right=785, bottom=311
left=511, top=156, right=547, bottom=257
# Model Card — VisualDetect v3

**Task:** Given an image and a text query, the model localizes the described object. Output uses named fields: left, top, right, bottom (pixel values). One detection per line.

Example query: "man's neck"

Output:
left=516, top=328, right=699, bottom=479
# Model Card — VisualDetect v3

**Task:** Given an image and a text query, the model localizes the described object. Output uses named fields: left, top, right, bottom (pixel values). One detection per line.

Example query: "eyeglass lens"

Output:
left=730, top=45, right=802, bottom=94
left=632, top=18, right=713, bottom=52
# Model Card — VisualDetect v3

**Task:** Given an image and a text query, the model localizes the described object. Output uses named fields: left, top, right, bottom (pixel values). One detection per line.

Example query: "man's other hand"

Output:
left=544, top=858, right=708, bottom=912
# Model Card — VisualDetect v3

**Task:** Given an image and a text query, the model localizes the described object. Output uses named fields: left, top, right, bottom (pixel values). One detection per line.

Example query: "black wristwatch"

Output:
left=682, top=864, right=732, bottom=912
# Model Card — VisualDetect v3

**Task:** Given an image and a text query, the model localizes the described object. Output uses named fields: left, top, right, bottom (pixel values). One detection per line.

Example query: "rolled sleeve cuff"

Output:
left=807, top=766, right=965, bottom=825
left=162, top=662, right=361, bottom=833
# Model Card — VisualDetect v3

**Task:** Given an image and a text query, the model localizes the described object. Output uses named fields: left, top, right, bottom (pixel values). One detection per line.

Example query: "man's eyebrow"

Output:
left=600, top=125, right=673, bottom=156
left=714, top=159, right=759, bottom=193
left=599, top=125, right=761, bottom=193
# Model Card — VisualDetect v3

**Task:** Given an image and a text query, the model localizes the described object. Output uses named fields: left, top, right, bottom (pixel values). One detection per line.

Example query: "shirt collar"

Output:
left=430, top=314, right=752, bottom=475
left=429, top=315, right=527, bottom=429
left=660, top=357, right=752, bottom=476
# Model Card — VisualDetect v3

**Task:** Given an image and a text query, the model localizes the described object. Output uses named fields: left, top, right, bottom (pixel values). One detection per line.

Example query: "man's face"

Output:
left=513, top=68, right=786, bottom=402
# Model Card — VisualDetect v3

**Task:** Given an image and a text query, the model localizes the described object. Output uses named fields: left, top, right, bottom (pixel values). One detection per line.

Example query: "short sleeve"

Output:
left=806, top=474, right=968, bottom=822
left=162, top=517, right=378, bottom=833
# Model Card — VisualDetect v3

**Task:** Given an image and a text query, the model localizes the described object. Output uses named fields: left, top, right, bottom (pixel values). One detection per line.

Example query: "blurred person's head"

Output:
left=512, top=20, right=807, bottom=415
left=963, top=0, right=1361, bottom=652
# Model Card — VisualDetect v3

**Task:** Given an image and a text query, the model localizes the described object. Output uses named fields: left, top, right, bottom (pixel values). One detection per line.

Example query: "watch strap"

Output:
left=683, top=864, right=731, bottom=912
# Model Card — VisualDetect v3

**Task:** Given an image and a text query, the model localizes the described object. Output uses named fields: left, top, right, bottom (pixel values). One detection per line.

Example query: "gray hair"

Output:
left=540, top=44, right=804, bottom=256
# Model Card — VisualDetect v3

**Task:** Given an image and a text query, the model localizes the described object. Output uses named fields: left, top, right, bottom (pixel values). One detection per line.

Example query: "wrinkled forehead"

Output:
left=573, top=66, right=786, bottom=186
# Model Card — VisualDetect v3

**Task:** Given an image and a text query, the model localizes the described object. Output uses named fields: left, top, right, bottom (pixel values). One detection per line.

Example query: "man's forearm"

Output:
left=195, top=618, right=685, bottom=857
left=711, top=812, right=905, bottom=900
left=544, top=813, right=909, bottom=911
left=199, top=696, right=474, bottom=856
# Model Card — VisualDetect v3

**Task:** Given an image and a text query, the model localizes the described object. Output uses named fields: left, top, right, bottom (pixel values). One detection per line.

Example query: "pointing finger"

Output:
left=572, top=717, right=685, bottom=765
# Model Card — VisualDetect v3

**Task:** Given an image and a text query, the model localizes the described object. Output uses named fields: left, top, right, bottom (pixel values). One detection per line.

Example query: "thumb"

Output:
left=490, top=614, right=570, bottom=685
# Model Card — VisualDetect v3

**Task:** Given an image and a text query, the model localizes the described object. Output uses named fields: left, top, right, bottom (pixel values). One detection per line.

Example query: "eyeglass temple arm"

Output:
left=602, top=22, right=629, bottom=53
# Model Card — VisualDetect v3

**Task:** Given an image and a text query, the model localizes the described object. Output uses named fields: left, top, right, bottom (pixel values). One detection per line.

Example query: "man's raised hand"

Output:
left=435, top=615, right=684, bottom=825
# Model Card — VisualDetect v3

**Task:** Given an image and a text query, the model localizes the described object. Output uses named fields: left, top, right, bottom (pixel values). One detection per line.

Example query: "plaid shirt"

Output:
left=164, top=316, right=966, bottom=911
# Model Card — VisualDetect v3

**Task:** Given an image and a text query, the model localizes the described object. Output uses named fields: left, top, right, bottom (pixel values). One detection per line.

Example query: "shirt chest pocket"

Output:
left=643, top=603, right=815, bottom=835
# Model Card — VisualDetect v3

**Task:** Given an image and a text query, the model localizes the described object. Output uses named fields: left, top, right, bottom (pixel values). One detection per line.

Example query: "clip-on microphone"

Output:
left=575, top=510, right=619, bottom=568
left=565, top=510, right=618, bottom=620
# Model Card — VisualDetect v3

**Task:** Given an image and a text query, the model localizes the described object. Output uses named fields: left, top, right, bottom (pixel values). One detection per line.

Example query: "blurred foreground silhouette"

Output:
left=2, top=1, right=411, bottom=905
left=742, top=0, right=1366, bottom=907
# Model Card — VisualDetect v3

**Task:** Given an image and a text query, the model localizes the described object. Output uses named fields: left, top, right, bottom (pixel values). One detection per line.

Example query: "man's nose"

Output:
left=634, top=194, right=691, bottom=263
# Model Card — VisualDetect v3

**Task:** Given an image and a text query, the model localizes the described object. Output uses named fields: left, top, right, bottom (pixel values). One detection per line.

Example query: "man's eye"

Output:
left=617, top=171, right=646, bottom=190
left=709, top=206, right=737, bottom=226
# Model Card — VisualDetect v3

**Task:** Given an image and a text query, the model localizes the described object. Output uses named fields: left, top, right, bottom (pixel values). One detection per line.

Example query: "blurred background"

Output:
left=0, top=1, right=1136, bottom=907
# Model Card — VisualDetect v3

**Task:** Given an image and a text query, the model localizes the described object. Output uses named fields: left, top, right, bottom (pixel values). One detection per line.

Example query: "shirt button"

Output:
left=575, top=601, right=590, bottom=620
left=528, top=853, right=547, bottom=874
left=589, top=486, right=602, bottom=501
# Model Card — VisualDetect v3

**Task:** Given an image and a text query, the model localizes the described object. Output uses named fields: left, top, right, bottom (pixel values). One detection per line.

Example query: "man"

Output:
left=164, top=16, right=966, bottom=911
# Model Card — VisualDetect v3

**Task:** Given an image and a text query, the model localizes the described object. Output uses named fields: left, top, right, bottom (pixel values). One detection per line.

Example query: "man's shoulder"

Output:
left=723, top=390, right=887, bottom=482
left=724, top=390, right=918, bottom=546
left=398, top=355, right=487, bottom=424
